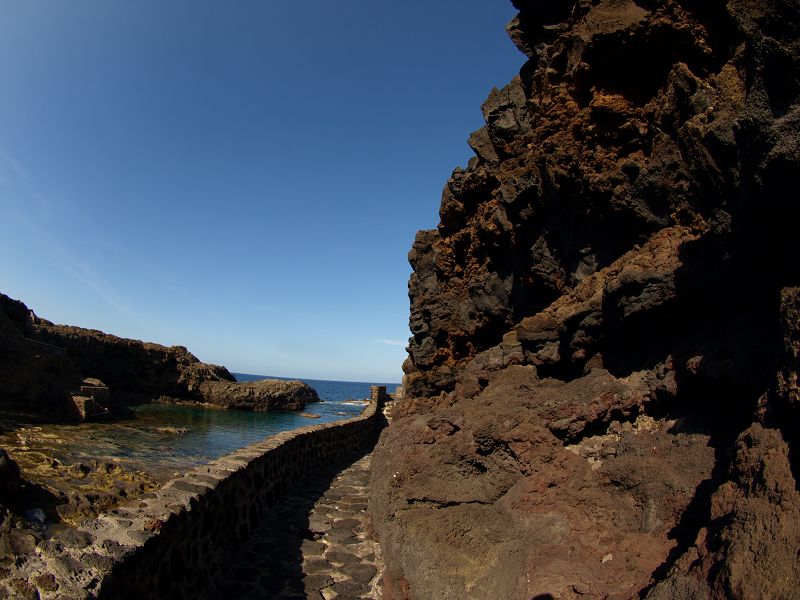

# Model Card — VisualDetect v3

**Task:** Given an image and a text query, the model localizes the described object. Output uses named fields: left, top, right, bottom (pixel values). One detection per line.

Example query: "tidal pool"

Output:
left=0, top=399, right=367, bottom=482
left=0, top=376, right=390, bottom=524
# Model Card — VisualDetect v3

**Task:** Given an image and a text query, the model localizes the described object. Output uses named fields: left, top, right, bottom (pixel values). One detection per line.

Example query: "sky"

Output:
left=0, top=0, right=523, bottom=383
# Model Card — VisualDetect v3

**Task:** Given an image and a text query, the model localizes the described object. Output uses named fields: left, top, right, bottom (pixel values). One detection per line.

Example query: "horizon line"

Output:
left=232, top=371, right=401, bottom=386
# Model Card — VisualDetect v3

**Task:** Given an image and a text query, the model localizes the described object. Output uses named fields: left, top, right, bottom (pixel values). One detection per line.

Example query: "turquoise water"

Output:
left=1, top=375, right=398, bottom=479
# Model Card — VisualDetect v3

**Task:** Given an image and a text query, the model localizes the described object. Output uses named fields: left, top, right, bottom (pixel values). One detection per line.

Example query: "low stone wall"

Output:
left=18, top=396, right=385, bottom=599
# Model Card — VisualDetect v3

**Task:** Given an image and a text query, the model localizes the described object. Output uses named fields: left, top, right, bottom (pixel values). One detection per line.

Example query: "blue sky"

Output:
left=0, top=1, right=522, bottom=383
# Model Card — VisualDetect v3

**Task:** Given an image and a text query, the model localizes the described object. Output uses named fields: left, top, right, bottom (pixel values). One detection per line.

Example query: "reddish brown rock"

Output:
left=372, top=0, right=800, bottom=598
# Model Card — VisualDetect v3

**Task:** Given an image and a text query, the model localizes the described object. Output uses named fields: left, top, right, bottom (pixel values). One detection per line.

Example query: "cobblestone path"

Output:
left=215, top=450, right=384, bottom=600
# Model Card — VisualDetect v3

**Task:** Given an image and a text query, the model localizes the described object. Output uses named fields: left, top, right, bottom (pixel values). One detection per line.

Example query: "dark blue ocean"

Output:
left=0, top=375, right=398, bottom=480
left=233, top=373, right=398, bottom=402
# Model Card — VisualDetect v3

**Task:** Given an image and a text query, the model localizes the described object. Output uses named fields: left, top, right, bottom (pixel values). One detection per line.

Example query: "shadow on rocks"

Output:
left=211, top=443, right=378, bottom=600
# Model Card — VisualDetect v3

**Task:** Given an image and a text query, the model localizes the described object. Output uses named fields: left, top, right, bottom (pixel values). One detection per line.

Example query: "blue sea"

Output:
left=0, top=375, right=398, bottom=480
left=233, top=373, right=398, bottom=402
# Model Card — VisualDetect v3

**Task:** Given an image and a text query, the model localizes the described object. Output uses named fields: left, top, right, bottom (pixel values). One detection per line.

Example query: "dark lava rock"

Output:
left=198, top=378, right=319, bottom=411
left=33, top=572, right=58, bottom=593
left=372, top=0, right=800, bottom=598
left=0, top=294, right=81, bottom=417
left=5, top=529, right=37, bottom=555
left=30, top=314, right=235, bottom=402
left=8, top=577, right=39, bottom=600
left=300, top=540, right=326, bottom=556
left=326, top=549, right=361, bottom=565
left=0, top=291, right=314, bottom=415
left=0, top=450, right=21, bottom=504
left=0, top=291, right=235, bottom=416
left=303, top=573, right=334, bottom=591
left=330, top=579, right=369, bottom=597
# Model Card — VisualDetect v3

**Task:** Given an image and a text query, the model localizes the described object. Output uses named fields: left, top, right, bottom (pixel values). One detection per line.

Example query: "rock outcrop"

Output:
left=0, top=449, right=22, bottom=508
left=0, top=295, right=82, bottom=417
left=0, top=293, right=317, bottom=415
left=372, top=1, right=800, bottom=598
left=197, top=378, right=319, bottom=411
left=29, top=314, right=236, bottom=404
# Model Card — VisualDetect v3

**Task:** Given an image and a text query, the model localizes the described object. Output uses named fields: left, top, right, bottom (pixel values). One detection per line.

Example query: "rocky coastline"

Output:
left=1, top=0, right=797, bottom=597
left=0, top=292, right=319, bottom=418
left=371, top=0, right=800, bottom=598
left=0, top=291, right=322, bottom=577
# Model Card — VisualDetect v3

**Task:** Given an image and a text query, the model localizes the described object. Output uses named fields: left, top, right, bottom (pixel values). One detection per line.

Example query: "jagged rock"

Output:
left=1, top=292, right=312, bottom=416
left=29, top=315, right=235, bottom=402
left=0, top=295, right=82, bottom=417
left=0, top=450, right=21, bottom=506
left=373, top=0, right=800, bottom=598
left=198, top=379, right=319, bottom=411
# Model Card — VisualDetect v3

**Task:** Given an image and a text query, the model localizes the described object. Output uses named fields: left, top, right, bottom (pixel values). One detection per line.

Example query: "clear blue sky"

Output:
left=0, top=1, right=522, bottom=383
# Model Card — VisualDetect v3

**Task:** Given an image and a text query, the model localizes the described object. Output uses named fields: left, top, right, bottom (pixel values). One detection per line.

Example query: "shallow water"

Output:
left=0, top=375, right=397, bottom=480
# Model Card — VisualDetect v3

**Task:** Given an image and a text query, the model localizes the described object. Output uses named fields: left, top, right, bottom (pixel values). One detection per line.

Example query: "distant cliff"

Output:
left=0, top=293, right=318, bottom=417
left=31, top=315, right=236, bottom=403
left=0, top=293, right=82, bottom=416
left=371, top=0, right=800, bottom=598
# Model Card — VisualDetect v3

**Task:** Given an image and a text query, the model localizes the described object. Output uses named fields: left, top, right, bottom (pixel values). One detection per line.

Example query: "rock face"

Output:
left=198, top=378, right=320, bottom=411
left=371, top=1, right=800, bottom=598
left=0, top=293, right=315, bottom=415
left=29, top=314, right=236, bottom=403
left=0, top=449, right=22, bottom=507
left=0, top=295, right=82, bottom=416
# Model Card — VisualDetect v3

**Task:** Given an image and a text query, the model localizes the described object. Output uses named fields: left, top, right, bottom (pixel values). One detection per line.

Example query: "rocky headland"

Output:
left=0, top=292, right=319, bottom=418
left=0, top=292, right=320, bottom=570
left=371, top=0, right=800, bottom=598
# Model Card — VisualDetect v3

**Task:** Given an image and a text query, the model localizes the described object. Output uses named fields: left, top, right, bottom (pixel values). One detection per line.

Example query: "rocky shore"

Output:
left=0, top=292, right=319, bottom=417
left=0, top=292, right=322, bottom=578
left=371, top=0, right=800, bottom=598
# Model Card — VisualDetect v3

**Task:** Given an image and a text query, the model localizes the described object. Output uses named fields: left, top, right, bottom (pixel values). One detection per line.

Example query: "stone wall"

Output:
left=8, top=397, right=385, bottom=600
left=369, top=385, right=390, bottom=403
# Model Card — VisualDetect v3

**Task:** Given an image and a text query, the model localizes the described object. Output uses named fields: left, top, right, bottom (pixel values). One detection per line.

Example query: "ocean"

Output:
left=0, top=375, right=399, bottom=481
left=233, top=373, right=399, bottom=401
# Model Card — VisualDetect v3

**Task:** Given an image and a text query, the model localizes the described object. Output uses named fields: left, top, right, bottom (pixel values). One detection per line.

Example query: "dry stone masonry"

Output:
left=216, top=452, right=384, bottom=599
left=66, top=379, right=110, bottom=422
left=0, top=395, right=386, bottom=599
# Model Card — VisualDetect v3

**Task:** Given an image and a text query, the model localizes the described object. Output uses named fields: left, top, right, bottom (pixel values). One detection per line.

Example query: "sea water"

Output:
left=233, top=373, right=398, bottom=402
left=0, top=375, right=398, bottom=479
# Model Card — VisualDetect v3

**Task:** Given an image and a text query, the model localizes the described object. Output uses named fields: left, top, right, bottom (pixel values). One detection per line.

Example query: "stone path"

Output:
left=215, top=450, right=384, bottom=600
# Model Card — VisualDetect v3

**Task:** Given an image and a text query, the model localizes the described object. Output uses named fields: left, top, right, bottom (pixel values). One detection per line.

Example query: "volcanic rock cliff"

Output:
left=0, top=294, right=83, bottom=415
left=371, top=1, right=800, bottom=598
left=0, top=293, right=319, bottom=416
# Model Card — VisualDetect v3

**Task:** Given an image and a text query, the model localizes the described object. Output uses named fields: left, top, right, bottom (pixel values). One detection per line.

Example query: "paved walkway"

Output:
left=215, top=451, right=384, bottom=600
